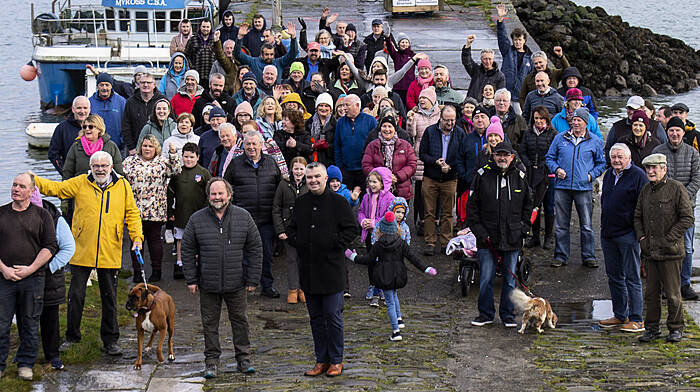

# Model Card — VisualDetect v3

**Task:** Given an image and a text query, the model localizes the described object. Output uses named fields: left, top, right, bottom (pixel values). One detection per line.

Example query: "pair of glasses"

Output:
left=82, top=124, right=95, bottom=130
left=91, top=164, right=110, bottom=169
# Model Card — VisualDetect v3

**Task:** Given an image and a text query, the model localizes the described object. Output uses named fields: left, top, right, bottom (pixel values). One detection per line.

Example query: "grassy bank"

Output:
left=0, top=270, right=132, bottom=392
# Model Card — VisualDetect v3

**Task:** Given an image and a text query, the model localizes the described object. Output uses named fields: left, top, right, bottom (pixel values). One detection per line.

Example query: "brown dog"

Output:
left=510, top=289, right=558, bottom=334
left=126, top=283, right=175, bottom=369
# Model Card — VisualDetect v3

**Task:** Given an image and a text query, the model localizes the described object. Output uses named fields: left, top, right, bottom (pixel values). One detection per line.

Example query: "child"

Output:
left=373, top=197, right=411, bottom=245
left=357, top=167, right=395, bottom=306
left=327, top=165, right=360, bottom=207
left=347, top=211, right=437, bottom=341
left=167, top=142, right=211, bottom=279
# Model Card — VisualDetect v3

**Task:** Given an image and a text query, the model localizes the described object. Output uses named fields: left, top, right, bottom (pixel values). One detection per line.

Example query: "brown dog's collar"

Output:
left=139, top=296, right=156, bottom=313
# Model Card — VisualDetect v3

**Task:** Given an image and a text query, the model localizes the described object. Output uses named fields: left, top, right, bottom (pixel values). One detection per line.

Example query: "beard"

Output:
left=209, top=199, right=228, bottom=211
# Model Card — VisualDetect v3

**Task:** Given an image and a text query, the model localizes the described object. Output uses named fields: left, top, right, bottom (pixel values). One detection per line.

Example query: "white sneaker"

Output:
left=390, top=331, right=403, bottom=341
left=18, top=367, right=33, bottom=381
left=164, top=229, right=175, bottom=244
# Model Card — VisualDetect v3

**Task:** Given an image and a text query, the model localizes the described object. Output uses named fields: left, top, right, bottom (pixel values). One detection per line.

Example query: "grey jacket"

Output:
left=652, top=142, right=700, bottom=206
left=182, top=203, right=263, bottom=293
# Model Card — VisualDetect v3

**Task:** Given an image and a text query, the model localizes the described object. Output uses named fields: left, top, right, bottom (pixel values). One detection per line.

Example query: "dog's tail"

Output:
left=509, top=289, right=532, bottom=311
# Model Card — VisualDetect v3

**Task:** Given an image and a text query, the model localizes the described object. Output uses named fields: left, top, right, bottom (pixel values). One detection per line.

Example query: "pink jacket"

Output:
left=406, top=108, right=440, bottom=181
left=362, top=138, right=416, bottom=199
left=357, top=167, right=396, bottom=242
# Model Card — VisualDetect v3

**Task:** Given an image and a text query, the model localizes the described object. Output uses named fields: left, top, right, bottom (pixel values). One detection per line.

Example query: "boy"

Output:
left=327, top=165, right=360, bottom=207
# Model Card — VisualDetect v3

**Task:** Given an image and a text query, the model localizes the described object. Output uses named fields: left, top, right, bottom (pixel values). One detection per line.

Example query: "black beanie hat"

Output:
left=666, top=116, right=685, bottom=131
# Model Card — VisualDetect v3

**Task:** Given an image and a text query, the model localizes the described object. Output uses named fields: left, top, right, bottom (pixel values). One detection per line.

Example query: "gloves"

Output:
left=313, top=139, right=329, bottom=150
left=344, top=249, right=357, bottom=261
left=298, top=17, right=307, bottom=30
left=425, top=267, right=437, bottom=276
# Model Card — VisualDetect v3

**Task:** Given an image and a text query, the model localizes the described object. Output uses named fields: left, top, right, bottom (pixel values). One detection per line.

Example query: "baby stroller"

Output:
left=450, top=191, right=532, bottom=297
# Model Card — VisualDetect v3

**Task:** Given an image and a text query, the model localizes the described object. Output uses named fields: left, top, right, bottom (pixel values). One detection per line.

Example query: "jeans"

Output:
left=258, top=224, right=275, bottom=291
left=601, top=232, right=643, bottom=323
left=306, top=292, right=344, bottom=364
left=554, top=189, right=596, bottom=263
left=682, top=226, right=694, bottom=286
left=0, top=274, right=44, bottom=371
left=543, top=177, right=555, bottom=216
left=199, top=288, right=250, bottom=364
left=66, top=266, right=120, bottom=347
left=383, top=289, right=402, bottom=331
left=477, top=248, right=518, bottom=322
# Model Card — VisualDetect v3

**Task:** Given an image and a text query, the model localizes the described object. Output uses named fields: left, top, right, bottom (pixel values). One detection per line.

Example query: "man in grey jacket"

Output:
left=652, top=117, right=700, bottom=300
left=182, top=177, right=263, bottom=378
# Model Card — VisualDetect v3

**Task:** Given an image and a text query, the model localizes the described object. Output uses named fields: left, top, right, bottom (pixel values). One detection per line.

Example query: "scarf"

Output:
left=634, top=132, right=649, bottom=149
left=533, top=124, right=547, bottom=136
left=565, top=107, right=575, bottom=124
left=462, top=115, right=474, bottom=134
left=81, top=136, right=103, bottom=156
left=418, top=105, right=436, bottom=118
left=320, top=42, right=336, bottom=59
left=310, top=113, right=328, bottom=141
left=482, top=98, right=495, bottom=107
left=417, top=74, right=433, bottom=89
left=380, top=134, right=398, bottom=170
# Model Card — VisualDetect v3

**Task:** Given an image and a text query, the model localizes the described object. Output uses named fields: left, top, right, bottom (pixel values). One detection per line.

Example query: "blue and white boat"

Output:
left=30, top=0, right=217, bottom=109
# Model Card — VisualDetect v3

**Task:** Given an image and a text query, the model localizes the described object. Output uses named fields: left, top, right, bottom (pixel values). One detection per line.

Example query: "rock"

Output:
left=640, top=84, right=657, bottom=96
left=626, top=74, right=644, bottom=89
left=686, top=78, right=699, bottom=89
left=604, top=87, right=621, bottom=96
left=614, top=74, right=627, bottom=88
left=618, top=60, right=629, bottom=75
left=658, top=84, right=676, bottom=95
left=620, top=88, right=633, bottom=96
left=531, top=0, right=547, bottom=11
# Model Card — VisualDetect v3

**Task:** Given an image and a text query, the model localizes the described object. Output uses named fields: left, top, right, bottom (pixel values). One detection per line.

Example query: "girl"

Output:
left=348, top=211, right=437, bottom=341
left=357, top=167, right=396, bottom=306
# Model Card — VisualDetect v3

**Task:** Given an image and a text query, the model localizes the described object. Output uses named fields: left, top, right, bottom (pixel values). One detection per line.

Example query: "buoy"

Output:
left=20, top=62, right=37, bottom=81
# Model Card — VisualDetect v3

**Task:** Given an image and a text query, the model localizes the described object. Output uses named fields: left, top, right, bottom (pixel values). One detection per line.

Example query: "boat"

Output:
left=29, top=0, right=218, bottom=109
left=25, top=122, right=59, bottom=148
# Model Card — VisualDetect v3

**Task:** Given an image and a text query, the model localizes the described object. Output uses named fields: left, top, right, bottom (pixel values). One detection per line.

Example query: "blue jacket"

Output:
left=334, top=113, right=377, bottom=171
left=48, top=115, right=82, bottom=176
left=546, top=130, right=606, bottom=191
left=497, top=21, right=532, bottom=100
left=234, top=36, right=299, bottom=83
left=600, top=164, right=648, bottom=238
left=418, top=122, right=467, bottom=183
left=159, top=52, right=189, bottom=100
left=232, top=88, right=263, bottom=113
left=462, top=130, right=487, bottom=185
left=551, top=107, right=602, bottom=139
left=89, top=91, right=126, bottom=149
left=198, top=129, right=221, bottom=171
left=334, top=183, right=359, bottom=207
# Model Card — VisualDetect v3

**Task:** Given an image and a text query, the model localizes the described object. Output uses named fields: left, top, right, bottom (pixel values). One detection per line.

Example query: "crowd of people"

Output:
left=1, top=3, right=698, bottom=382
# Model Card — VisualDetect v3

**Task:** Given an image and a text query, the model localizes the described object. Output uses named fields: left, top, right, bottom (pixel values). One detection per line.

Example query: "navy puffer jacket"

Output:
left=224, top=154, right=281, bottom=225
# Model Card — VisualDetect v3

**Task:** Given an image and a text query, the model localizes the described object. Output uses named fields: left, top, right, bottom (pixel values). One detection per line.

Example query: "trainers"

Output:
left=237, top=359, right=255, bottom=374
left=344, top=290, right=351, bottom=298
left=17, top=367, right=33, bottom=381
left=598, top=317, right=626, bottom=328
left=550, top=259, right=564, bottom=268
left=620, top=321, right=645, bottom=333
left=390, top=330, right=403, bottom=341
left=369, top=297, right=380, bottom=307
left=204, top=363, right=217, bottom=379
left=584, top=259, right=599, bottom=268
left=103, top=342, right=122, bottom=356
left=365, top=285, right=375, bottom=300
left=59, top=340, right=77, bottom=353
left=638, top=329, right=662, bottom=342
left=682, top=284, right=699, bottom=300
left=424, top=244, right=435, bottom=256
left=50, top=357, right=65, bottom=370
left=261, top=287, right=280, bottom=298
left=666, top=330, right=683, bottom=343
left=503, top=319, right=518, bottom=328
left=397, top=318, right=405, bottom=329
left=379, top=290, right=385, bottom=301
left=471, top=316, right=494, bottom=327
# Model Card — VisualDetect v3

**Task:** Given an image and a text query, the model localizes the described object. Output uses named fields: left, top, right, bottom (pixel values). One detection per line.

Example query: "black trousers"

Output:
left=131, top=220, right=164, bottom=272
left=66, top=266, right=120, bottom=347
left=40, top=304, right=60, bottom=361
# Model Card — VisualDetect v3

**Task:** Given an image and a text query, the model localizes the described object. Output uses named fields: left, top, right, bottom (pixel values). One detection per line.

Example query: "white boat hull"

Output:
left=25, top=123, right=59, bottom=149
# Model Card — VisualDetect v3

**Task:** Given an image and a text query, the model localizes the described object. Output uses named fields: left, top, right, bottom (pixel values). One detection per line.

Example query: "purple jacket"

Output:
left=357, top=167, right=396, bottom=242
left=386, top=34, right=416, bottom=92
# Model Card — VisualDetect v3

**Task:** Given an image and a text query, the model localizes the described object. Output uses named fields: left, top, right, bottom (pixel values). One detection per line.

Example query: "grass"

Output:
left=0, top=269, right=132, bottom=392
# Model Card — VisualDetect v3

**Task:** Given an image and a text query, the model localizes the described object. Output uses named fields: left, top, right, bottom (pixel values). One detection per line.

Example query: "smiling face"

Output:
left=261, top=48, right=275, bottom=63
left=199, top=21, right=211, bottom=36
left=462, top=103, right=475, bottom=118
left=223, top=14, right=233, bottom=27
left=328, top=178, right=341, bottom=192
left=292, top=162, right=306, bottom=182
left=667, top=126, right=684, bottom=146
left=566, top=76, right=579, bottom=88
left=380, top=122, right=396, bottom=140
left=209, top=116, right=225, bottom=131
left=185, top=75, right=197, bottom=91
left=305, top=166, right=328, bottom=195
left=290, top=70, right=304, bottom=83
left=97, top=81, right=112, bottom=99
left=219, top=127, right=236, bottom=150
left=338, top=65, right=351, bottom=81
left=318, top=31, right=331, bottom=46
left=316, top=103, right=331, bottom=118
left=82, top=121, right=100, bottom=142
left=567, top=99, right=583, bottom=111
left=244, top=135, right=262, bottom=160
left=494, top=151, right=514, bottom=170
left=263, top=68, right=277, bottom=84
left=610, top=148, right=631, bottom=173
left=632, top=121, right=646, bottom=138
left=418, top=66, right=431, bottom=79
left=242, top=80, right=256, bottom=95
left=281, top=116, right=294, bottom=133
left=336, top=22, right=346, bottom=35
left=263, top=97, right=277, bottom=115
left=173, top=56, right=184, bottom=73
left=399, top=39, right=410, bottom=50
left=533, top=56, right=547, bottom=72
left=535, top=72, right=549, bottom=93
left=644, top=164, right=666, bottom=184
left=73, top=98, right=91, bottom=121
left=90, top=158, right=113, bottom=185
left=419, top=96, right=433, bottom=110
left=253, top=17, right=264, bottom=30
left=208, top=180, right=229, bottom=211
left=480, top=52, right=494, bottom=70
left=223, top=40, right=235, bottom=58
left=433, top=67, right=448, bottom=87
left=177, top=116, right=192, bottom=133
left=487, top=133, right=502, bottom=148
left=140, top=139, right=156, bottom=160
left=482, top=84, right=495, bottom=99
left=182, top=150, right=198, bottom=168
left=210, top=77, right=224, bottom=97
left=155, top=101, right=170, bottom=121
left=367, top=174, right=382, bottom=193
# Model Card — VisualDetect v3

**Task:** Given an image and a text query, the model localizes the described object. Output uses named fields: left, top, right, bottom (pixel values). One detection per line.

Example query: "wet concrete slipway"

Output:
left=16, top=0, right=700, bottom=391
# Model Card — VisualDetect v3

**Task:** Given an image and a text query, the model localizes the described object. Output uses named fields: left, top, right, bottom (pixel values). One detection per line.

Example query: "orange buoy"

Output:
left=20, top=62, right=37, bottom=81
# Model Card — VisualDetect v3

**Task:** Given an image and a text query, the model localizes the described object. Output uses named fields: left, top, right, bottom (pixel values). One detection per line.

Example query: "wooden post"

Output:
left=272, top=0, right=282, bottom=28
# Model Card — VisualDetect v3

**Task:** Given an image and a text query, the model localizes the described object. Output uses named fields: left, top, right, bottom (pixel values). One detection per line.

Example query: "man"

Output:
left=419, top=105, right=466, bottom=256
left=210, top=38, right=237, bottom=92
left=496, top=3, right=532, bottom=114
left=518, top=49, right=569, bottom=106
left=656, top=105, right=672, bottom=129
left=240, top=14, right=267, bottom=58
left=462, top=106, right=490, bottom=188
left=33, top=151, right=143, bottom=356
left=359, top=69, right=407, bottom=119
left=467, top=142, right=531, bottom=328
left=261, top=28, right=287, bottom=58
left=182, top=177, right=262, bottom=378
left=363, top=19, right=387, bottom=72
left=259, top=65, right=278, bottom=97
left=557, top=66, right=599, bottom=120
left=522, top=71, right=565, bottom=123
left=198, top=107, right=228, bottom=170
left=224, top=132, right=282, bottom=298
left=433, top=66, right=464, bottom=107
left=191, top=73, right=236, bottom=128
left=287, top=162, right=359, bottom=377
left=605, top=96, right=668, bottom=162
left=545, top=107, right=606, bottom=267
left=293, top=41, right=340, bottom=85
left=0, top=174, right=58, bottom=381
left=170, top=19, right=193, bottom=56
left=334, top=94, right=377, bottom=190
left=598, top=143, right=648, bottom=332
left=184, top=20, right=216, bottom=88
left=122, top=73, right=165, bottom=155
left=493, top=88, right=527, bottom=149
left=283, top=62, right=309, bottom=95
left=232, top=72, right=263, bottom=113
left=89, top=73, right=126, bottom=150
left=671, top=103, right=700, bottom=151
left=462, top=34, right=506, bottom=101
left=216, top=10, right=238, bottom=43
left=171, top=70, right=204, bottom=116
left=235, top=22, right=298, bottom=83
left=635, top=153, right=693, bottom=343
left=338, top=24, right=366, bottom=71
left=300, top=72, right=327, bottom=115
left=652, top=117, right=700, bottom=300
left=49, top=96, right=90, bottom=177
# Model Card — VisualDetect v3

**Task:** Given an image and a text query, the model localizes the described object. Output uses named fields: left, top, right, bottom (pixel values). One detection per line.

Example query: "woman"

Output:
left=305, top=92, right=336, bottom=167
left=138, top=98, right=177, bottom=147
left=233, top=101, right=254, bottom=130
left=620, top=110, right=661, bottom=168
left=208, top=123, right=240, bottom=177
left=272, top=156, right=309, bottom=304
left=256, top=95, right=283, bottom=140
left=274, top=109, right=313, bottom=166
left=474, top=116, right=505, bottom=171
left=300, top=29, right=336, bottom=59
left=406, top=58, right=434, bottom=110
left=194, top=104, right=214, bottom=136
left=481, top=84, right=496, bottom=114
left=345, top=51, right=424, bottom=94
left=457, top=96, right=478, bottom=134
left=334, top=95, right=348, bottom=119
left=163, top=112, right=200, bottom=158
left=63, top=114, right=123, bottom=179
left=362, top=116, right=417, bottom=200
left=329, top=62, right=364, bottom=101
left=551, top=88, right=602, bottom=138
left=406, top=86, right=439, bottom=232
left=519, top=106, right=558, bottom=248
left=123, top=135, right=181, bottom=282
left=363, top=86, right=389, bottom=118
left=160, top=52, right=188, bottom=100
left=386, top=32, right=416, bottom=104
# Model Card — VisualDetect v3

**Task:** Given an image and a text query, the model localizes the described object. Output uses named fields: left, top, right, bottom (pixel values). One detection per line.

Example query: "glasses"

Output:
left=140, top=81, right=154, bottom=85
left=495, top=99, right=509, bottom=103
left=90, top=164, right=110, bottom=169
left=82, top=124, right=95, bottom=130
left=494, top=152, right=512, bottom=157
left=237, top=114, right=252, bottom=118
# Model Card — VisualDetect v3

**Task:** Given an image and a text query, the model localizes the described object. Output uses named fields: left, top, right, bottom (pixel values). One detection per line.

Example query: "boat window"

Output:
left=170, top=11, right=181, bottom=32
left=135, top=11, right=148, bottom=32
left=119, top=9, right=129, bottom=32
left=155, top=11, right=166, bottom=32
left=105, top=9, right=115, bottom=31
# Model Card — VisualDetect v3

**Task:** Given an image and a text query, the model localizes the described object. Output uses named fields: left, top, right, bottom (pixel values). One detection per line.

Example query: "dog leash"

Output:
left=134, top=248, right=150, bottom=291
left=485, top=238, right=534, bottom=298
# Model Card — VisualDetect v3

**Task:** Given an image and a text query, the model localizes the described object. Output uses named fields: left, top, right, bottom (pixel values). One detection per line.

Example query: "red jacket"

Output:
left=406, top=78, right=434, bottom=111
left=362, top=138, right=417, bottom=200
left=171, top=89, right=202, bottom=116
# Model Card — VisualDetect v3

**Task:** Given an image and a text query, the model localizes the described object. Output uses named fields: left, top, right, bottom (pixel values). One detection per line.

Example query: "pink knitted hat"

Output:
left=485, top=116, right=504, bottom=140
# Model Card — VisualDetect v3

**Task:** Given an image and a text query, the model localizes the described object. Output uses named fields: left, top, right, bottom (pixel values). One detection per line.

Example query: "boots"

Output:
left=173, top=264, right=185, bottom=280
left=148, top=269, right=161, bottom=282
left=297, top=289, right=306, bottom=303
left=543, top=213, right=555, bottom=250
left=525, top=215, right=541, bottom=248
left=287, top=289, right=298, bottom=304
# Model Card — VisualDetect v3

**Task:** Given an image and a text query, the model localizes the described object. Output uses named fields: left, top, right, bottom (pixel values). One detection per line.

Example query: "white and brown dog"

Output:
left=125, top=283, right=176, bottom=369
left=510, top=289, right=557, bottom=334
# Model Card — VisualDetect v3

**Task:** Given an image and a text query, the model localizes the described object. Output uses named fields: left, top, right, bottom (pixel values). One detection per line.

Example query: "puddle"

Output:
left=550, top=300, right=613, bottom=330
